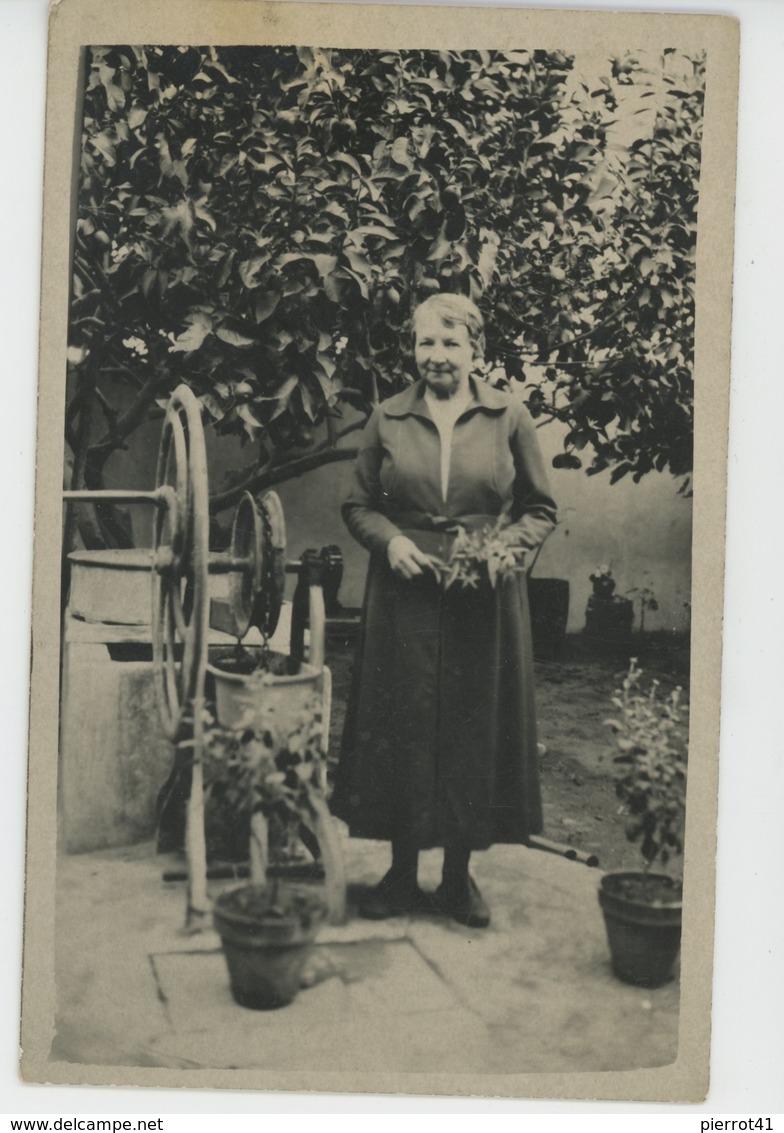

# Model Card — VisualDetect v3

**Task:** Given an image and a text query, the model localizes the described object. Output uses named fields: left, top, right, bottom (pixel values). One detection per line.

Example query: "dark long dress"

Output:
left=331, top=378, right=557, bottom=850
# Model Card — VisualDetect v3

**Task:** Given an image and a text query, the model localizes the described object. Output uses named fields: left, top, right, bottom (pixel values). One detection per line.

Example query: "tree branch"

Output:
left=71, top=315, right=108, bottom=332
left=94, top=386, right=127, bottom=451
left=85, top=372, right=167, bottom=468
left=209, top=417, right=367, bottom=513
left=326, top=408, right=337, bottom=446
left=489, top=294, right=636, bottom=364
left=210, top=446, right=359, bottom=514
left=64, top=385, right=85, bottom=454
left=101, top=363, right=148, bottom=389
left=326, top=417, right=367, bottom=446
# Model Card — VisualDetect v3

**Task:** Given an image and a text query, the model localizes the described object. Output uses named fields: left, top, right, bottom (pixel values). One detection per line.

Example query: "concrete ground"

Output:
left=52, top=831, right=679, bottom=1076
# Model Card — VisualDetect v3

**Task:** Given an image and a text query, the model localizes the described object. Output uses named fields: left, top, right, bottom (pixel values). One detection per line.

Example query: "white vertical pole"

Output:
left=185, top=696, right=210, bottom=931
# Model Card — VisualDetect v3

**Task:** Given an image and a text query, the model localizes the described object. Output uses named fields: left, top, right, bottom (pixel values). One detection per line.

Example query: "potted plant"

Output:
left=211, top=882, right=326, bottom=1010
left=599, top=658, right=688, bottom=987
left=203, top=693, right=331, bottom=1010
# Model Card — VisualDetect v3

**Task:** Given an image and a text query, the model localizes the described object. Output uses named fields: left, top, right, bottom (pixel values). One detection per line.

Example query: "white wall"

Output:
left=532, top=422, right=692, bottom=634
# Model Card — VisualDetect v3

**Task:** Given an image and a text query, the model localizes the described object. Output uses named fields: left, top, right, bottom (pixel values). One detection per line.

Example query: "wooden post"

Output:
left=308, top=796, right=347, bottom=925
left=307, top=582, right=326, bottom=672
left=185, top=699, right=210, bottom=931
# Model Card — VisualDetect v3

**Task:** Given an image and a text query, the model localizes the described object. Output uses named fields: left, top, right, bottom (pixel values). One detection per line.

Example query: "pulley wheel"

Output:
left=259, top=489, right=286, bottom=637
left=229, top=492, right=265, bottom=640
left=151, top=385, right=210, bottom=742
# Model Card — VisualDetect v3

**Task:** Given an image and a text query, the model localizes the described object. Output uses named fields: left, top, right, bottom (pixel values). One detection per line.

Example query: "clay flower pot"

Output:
left=598, top=872, right=682, bottom=988
left=213, top=884, right=327, bottom=1010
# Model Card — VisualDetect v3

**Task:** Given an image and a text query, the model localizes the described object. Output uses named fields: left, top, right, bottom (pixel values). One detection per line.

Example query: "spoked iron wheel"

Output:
left=229, top=492, right=265, bottom=642
left=228, top=489, right=287, bottom=642
left=151, top=385, right=210, bottom=927
left=151, top=386, right=210, bottom=743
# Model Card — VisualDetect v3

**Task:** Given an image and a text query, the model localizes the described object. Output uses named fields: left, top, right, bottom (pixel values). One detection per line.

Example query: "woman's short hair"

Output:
left=411, top=293, right=486, bottom=356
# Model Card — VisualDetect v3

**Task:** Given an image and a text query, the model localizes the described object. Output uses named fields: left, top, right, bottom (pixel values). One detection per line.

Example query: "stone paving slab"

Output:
left=153, top=938, right=459, bottom=1027
left=148, top=942, right=472, bottom=1073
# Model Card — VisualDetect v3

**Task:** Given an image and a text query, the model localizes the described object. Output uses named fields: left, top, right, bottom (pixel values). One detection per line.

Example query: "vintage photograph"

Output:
left=22, top=1, right=738, bottom=1103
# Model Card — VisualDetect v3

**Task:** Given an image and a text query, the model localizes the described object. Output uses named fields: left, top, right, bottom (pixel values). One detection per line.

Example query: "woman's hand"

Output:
left=387, top=535, right=442, bottom=581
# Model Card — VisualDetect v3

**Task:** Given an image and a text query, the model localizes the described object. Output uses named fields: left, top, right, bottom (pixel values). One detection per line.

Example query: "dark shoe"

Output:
left=358, top=870, right=430, bottom=920
left=436, top=874, right=491, bottom=928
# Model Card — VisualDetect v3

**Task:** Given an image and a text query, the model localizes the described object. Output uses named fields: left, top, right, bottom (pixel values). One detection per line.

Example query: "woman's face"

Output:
left=414, top=310, right=476, bottom=398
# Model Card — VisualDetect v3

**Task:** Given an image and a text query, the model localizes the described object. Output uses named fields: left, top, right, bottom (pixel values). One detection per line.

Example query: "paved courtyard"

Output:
left=50, top=831, right=679, bottom=1080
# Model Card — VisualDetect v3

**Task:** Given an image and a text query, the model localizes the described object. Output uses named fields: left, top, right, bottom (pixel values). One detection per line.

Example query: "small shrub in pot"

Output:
left=599, top=658, right=688, bottom=987
left=204, top=694, right=329, bottom=1009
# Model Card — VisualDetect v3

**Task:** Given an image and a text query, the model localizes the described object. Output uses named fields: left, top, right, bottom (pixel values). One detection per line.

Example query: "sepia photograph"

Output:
left=20, top=0, right=739, bottom=1104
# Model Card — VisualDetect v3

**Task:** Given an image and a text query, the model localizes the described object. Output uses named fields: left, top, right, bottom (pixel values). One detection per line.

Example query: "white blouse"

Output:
left=424, top=386, right=473, bottom=502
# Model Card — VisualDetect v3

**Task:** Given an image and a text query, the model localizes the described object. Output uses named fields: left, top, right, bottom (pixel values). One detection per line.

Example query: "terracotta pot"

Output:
left=598, top=871, right=682, bottom=988
left=213, top=885, right=326, bottom=1010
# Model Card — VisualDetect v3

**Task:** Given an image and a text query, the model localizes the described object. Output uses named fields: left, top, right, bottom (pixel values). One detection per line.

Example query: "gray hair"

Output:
left=411, top=294, right=486, bottom=356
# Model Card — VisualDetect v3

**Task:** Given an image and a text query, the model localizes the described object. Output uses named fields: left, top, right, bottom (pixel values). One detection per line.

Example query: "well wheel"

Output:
left=151, top=385, right=210, bottom=743
left=229, top=492, right=265, bottom=641
left=258, top=489, right=287, bottom=638
left=228, top=489, right=287, bottom=641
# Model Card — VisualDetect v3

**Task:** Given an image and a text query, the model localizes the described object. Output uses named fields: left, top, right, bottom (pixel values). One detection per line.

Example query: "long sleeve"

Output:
left=504, top=402, right=558, bottom=549
left=341, top=407, right=405, bottom=555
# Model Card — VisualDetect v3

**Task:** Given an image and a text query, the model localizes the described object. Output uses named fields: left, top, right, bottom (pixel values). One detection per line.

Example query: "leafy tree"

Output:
left=67, top=45, right=703, bottom=546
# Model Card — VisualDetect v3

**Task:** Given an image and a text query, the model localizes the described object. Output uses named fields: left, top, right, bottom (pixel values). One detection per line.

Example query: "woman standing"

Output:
left=331, top=295, right=557, bottom=927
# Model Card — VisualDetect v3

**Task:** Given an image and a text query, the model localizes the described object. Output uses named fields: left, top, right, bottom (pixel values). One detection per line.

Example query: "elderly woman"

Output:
left=331, top=294, right=557, bottom=928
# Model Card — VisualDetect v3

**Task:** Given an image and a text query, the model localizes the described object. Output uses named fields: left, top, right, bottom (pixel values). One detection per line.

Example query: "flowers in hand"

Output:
left=438, top=524, right=528, bottom=589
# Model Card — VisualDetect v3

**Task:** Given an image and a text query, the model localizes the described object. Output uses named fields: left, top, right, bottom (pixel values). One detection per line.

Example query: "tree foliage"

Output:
left=68, top=45, right=704, bottom=543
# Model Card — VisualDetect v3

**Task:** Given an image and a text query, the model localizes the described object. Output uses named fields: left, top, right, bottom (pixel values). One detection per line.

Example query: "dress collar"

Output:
left=382, top=376, right=509, bottom=419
